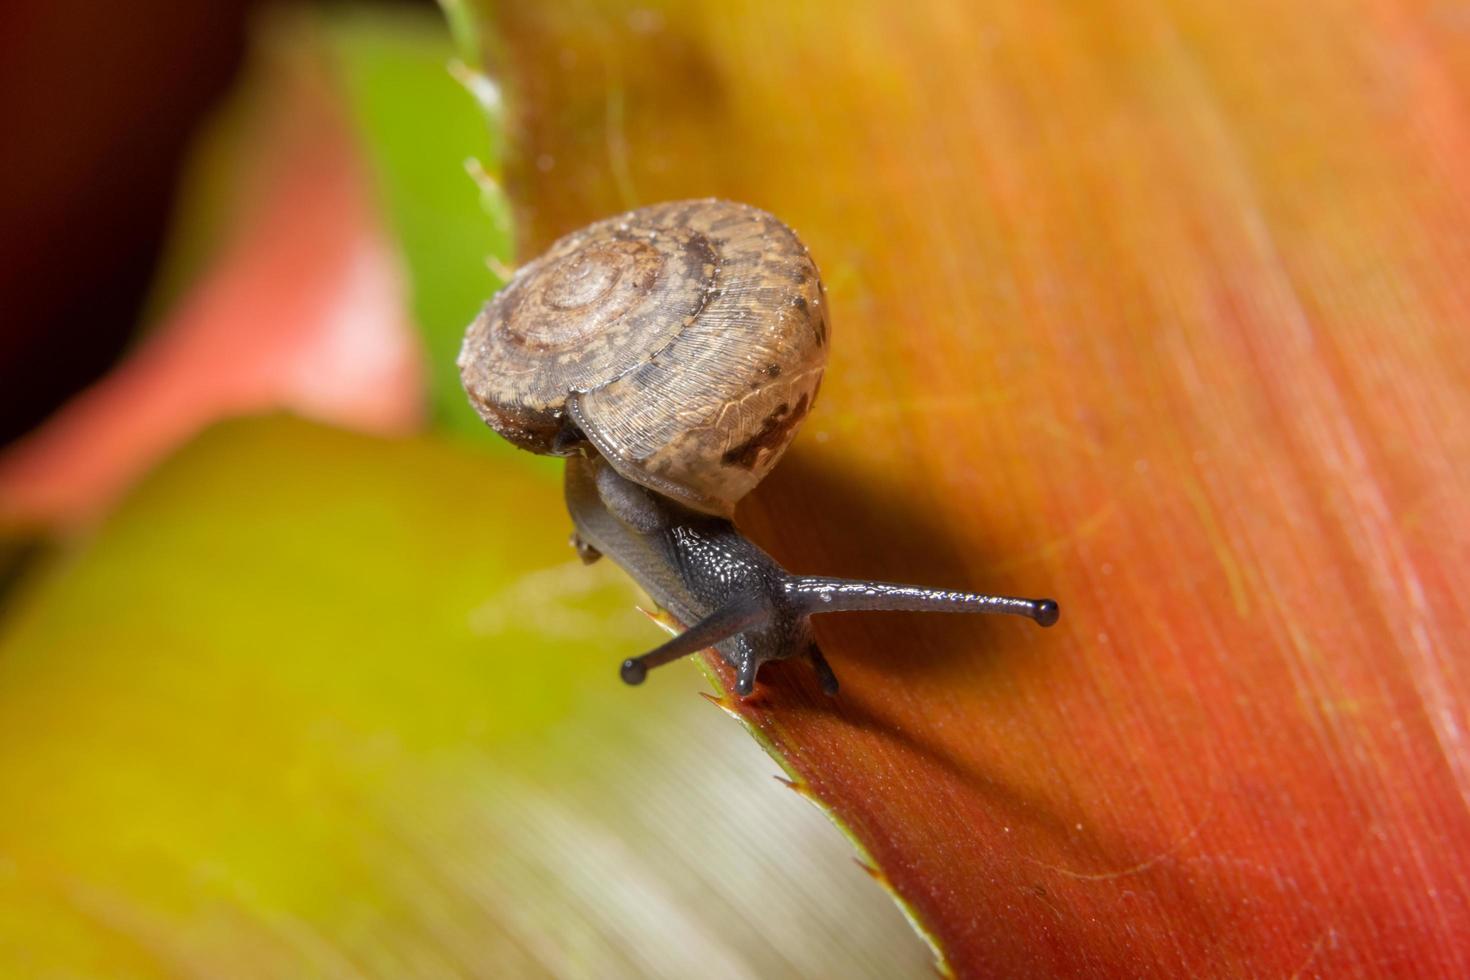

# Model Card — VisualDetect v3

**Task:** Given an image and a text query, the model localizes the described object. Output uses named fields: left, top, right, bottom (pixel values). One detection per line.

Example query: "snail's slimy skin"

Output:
left=566, top=454, right=827, bottom=696
left=566, top=453, right=1058, bottom=696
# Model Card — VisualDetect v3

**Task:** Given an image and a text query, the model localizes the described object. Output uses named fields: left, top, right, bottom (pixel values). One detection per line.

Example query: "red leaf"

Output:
left=487, top=2, right=1470, bottom=974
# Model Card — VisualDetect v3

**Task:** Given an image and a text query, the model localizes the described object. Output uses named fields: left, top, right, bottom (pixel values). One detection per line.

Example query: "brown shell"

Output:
left=459, top=199, right=828, bottom=516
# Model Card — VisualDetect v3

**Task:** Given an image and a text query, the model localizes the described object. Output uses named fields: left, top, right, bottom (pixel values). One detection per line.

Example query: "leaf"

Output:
left=480, top=2, right=1470, bottom=975
left=0, top=417, right=931, bottom=976
left=327, top=5, right=517, bottom=443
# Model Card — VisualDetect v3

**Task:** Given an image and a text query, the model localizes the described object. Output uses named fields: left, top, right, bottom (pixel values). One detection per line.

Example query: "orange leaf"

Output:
left=486, top=2, right=1470, bottom=974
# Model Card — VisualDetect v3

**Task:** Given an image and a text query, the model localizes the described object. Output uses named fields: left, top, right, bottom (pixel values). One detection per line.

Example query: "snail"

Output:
left=460, top=199, right=1058, bottom=697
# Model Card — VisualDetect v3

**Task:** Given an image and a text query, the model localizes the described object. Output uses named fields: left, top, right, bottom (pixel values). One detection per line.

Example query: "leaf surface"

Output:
left=483, top=2, right=1470, bottom=974
left=0, top=417, right=930, bottom=976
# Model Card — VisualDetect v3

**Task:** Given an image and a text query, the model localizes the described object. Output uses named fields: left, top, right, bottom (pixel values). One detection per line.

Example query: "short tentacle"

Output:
left=734, top=656, right=760, bottom=697
left=808, top=643, right=840, bottom=696
left=570, top=533, right=602, bottom=565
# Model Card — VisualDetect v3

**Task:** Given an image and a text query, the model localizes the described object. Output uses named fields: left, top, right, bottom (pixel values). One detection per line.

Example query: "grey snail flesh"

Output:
left=458, top=199, right=829, bottom=517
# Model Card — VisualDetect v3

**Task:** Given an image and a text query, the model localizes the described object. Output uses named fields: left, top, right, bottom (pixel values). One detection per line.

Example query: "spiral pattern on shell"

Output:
left=459, top=199, right=829, bottom=516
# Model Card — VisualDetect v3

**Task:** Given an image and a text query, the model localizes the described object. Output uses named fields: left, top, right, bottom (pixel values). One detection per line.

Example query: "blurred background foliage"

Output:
left=0, top=2, right=930, bottom=975
left=328, top=5, right=519, bottom=442
left=0, top=416, right=927, bottom=975
left=3, top=0, right=1469, bottom=976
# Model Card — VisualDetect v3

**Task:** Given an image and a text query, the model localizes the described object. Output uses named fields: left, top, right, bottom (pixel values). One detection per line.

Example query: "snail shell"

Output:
left=459, top=199, right=829, bottom=516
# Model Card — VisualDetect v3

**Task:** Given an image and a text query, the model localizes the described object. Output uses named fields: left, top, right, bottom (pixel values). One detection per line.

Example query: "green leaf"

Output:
left=0, top=418, right=928, bottom=975
left=326, top=7, right=516, bottom=445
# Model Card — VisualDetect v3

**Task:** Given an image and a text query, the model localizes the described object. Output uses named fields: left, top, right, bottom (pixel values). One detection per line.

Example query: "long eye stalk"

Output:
left=786, top=577, right=1059, bottom=626
left=619, top=575, right=1058, bottom=690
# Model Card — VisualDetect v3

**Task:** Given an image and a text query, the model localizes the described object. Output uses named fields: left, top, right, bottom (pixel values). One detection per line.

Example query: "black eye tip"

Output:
left=620, top=658, right=648, bottom=685
left=1034, top=599, right=1060, bottom=628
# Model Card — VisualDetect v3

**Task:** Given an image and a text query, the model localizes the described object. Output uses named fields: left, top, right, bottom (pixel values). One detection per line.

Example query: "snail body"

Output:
left=461, top=199, right=1057, bottom=696
left=566, top=454, right=1055, bottom=695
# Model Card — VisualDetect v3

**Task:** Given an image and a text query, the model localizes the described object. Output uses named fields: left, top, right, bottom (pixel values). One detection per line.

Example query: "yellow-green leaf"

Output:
left=0, top=418, right=928, bottom=976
